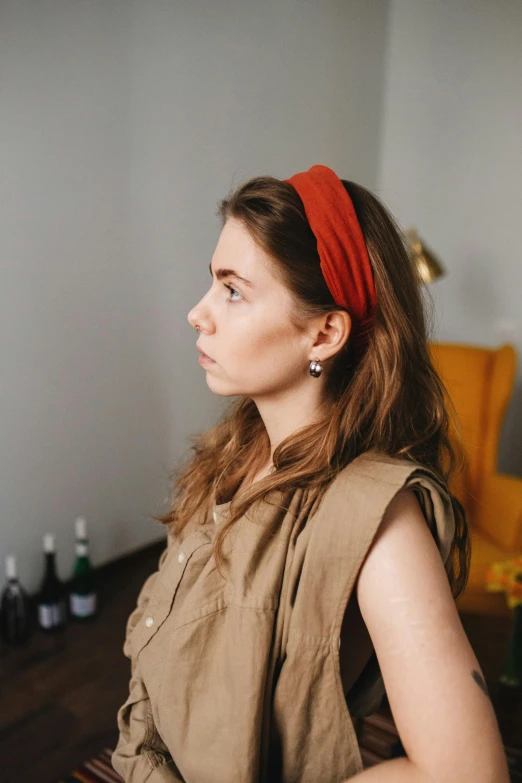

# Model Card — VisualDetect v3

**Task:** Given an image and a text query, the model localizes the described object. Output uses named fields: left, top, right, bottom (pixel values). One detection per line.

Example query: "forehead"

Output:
left=212, top=218, right=278, bottom=283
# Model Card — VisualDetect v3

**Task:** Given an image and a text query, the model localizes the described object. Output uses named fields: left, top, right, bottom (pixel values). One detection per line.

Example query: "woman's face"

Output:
left=187, top=217, right=313, bottom=398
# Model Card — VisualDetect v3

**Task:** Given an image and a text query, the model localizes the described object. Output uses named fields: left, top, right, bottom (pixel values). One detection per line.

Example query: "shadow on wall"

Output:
left=498, top=381, right=522, bottom=478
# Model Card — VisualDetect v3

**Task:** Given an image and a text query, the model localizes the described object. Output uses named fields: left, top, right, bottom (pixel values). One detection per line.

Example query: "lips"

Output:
left=196, top=345, right=214, bottom=361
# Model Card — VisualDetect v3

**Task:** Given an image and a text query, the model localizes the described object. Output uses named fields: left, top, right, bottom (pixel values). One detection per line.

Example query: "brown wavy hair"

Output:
left=154, top=175, right=470, bottom=600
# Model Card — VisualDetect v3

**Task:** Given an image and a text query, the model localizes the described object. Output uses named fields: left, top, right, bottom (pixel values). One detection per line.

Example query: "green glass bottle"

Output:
left=69, top=516, right=97, bottom=621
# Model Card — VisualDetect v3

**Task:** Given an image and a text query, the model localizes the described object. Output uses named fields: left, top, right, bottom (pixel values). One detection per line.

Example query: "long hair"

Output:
left=153, top=175, right=470, bottom=599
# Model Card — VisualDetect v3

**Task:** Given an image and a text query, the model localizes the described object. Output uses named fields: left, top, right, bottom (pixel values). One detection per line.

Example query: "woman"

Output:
left=112, top=165, right=509, bottom=782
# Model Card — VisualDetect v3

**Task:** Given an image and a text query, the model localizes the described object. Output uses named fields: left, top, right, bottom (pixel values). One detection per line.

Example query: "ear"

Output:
left=309, top=310, right=352, bottom=360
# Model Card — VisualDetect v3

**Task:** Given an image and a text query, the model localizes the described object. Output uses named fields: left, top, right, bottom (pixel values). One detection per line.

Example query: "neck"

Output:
left=252, top=384, right=330, bottom=459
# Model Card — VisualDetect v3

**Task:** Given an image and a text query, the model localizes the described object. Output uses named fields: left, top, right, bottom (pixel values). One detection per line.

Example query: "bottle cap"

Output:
left=43, top=533, right=55, bottom=553
left=75, top=516, right=87, bottom=539
left=6, top=554, right=17, bottom=580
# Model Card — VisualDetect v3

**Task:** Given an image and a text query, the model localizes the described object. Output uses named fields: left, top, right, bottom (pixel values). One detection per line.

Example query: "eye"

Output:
left=224, top=283, right=243, bottom=303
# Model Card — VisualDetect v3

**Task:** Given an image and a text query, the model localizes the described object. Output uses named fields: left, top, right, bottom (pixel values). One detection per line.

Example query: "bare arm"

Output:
left=346, top=489, right=510, bottom=783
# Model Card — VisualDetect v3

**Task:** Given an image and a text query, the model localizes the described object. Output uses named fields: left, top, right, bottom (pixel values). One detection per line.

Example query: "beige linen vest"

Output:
left=112, top=450, right=455, bottom=783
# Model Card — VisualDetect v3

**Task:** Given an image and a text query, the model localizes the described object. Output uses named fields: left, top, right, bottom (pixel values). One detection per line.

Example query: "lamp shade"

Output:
left=405, top=228, right=445, bottom=283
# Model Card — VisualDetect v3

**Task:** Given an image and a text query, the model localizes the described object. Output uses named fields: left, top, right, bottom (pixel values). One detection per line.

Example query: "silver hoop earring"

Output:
left=309, top=358, right=323, bottom=378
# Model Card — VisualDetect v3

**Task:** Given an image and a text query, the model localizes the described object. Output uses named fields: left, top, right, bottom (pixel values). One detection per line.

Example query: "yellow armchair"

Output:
left=429, top=342, right=522, bottom=616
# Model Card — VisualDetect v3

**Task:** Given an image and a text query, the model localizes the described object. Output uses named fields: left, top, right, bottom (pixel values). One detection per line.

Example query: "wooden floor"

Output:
left=1, top=536, right=520, bottom=782
left=0, top=537, right=167, bottom=783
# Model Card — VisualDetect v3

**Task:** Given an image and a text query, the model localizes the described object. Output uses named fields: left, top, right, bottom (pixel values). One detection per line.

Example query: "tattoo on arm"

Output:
left=472, top=669, right=491, bottom=699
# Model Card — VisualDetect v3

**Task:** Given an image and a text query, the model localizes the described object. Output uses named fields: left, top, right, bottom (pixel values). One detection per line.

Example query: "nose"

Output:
left=187, top=296, right=212, bottom=333
left=187, top=305, right=199, bottom=330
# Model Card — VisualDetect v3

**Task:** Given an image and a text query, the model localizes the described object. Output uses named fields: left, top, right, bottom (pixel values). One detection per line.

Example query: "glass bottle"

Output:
left=0, top=555, right=33, bottom=644
left=36, top=533, right=68, bottom=632
left=69, top=516, right=97, bottom=621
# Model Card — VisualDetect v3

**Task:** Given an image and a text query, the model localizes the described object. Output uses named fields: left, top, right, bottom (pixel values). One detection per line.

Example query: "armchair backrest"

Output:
left=429, top=342, right=516, bottom=517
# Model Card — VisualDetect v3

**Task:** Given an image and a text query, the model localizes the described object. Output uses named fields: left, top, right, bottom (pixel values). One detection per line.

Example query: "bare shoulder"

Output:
left=355, top=488, right=509, bottom=783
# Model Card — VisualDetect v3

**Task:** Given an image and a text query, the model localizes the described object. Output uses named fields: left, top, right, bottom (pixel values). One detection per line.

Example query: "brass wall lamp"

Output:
left=405, top=228, right=445, bottom=283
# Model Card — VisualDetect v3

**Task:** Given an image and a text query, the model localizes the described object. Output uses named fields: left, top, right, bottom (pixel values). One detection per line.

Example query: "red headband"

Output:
left=283, top=164, right=376, bottom=356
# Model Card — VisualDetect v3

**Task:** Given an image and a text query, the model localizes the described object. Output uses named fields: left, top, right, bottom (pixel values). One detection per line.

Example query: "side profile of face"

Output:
left=187, top=217, right=323, bottom=400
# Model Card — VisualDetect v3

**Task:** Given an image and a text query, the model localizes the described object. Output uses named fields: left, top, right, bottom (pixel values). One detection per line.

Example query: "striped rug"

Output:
left=56, top=734, right=392, bottom=782
left=56, top=735, right=395, bottom=782
left=56, top=748, right=123, bottom=782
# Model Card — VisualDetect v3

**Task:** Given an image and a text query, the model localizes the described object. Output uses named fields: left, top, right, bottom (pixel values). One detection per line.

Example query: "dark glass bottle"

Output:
left=0, top=555, right=33, bottom=644
left=36, top=533, right=68, bottom=633
left=69, top=516, right=97, bottom=621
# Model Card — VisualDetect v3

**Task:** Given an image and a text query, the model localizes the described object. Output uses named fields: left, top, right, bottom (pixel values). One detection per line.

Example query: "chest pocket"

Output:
left=128, top=531, right=212, bottom=660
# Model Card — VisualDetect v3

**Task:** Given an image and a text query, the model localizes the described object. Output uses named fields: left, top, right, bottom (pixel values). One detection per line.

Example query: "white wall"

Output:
left=0, top=0, right=389, bottom=593
left=378, top=0, right=522, bottom=476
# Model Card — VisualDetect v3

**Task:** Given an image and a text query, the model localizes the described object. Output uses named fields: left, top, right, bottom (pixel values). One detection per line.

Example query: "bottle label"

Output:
left=70, top=592, right=96, bottom=617
left=38, top=602, right=66, bottom=628
left=75, top=541, right=88, bottom=557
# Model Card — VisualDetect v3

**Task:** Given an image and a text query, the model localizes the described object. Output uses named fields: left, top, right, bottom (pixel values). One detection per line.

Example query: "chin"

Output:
left=205, top=376, right=239, bottom=397
left=205, top=375, right=256, bottom=398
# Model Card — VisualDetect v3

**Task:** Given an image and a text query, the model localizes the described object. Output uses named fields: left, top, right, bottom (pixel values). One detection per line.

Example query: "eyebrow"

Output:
left=208, top=262, right=254, bottom=288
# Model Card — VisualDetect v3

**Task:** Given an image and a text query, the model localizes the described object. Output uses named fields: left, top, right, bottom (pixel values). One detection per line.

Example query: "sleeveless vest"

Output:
left=112, top=450, right=455, bottom=782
